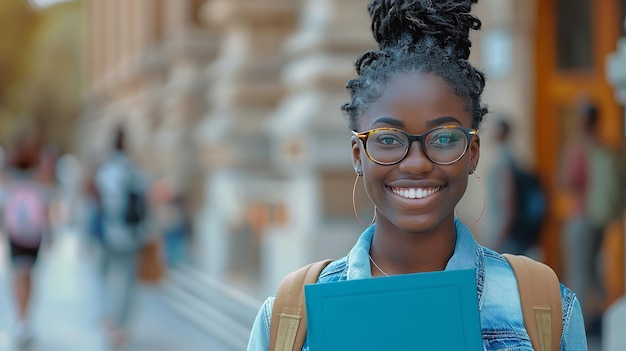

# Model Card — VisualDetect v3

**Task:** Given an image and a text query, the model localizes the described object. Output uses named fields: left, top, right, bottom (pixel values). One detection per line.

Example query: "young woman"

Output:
left=248, top=0, right=586, bottom=349
left=2, top=135, right=51, bottom=346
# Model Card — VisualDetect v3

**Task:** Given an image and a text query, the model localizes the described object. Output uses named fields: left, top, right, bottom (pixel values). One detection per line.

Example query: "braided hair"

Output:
left=342, top=0, right=488, bottom=130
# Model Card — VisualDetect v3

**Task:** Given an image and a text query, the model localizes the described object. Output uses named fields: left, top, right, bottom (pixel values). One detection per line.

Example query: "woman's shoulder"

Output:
left=251, top=256, right=350, bottom=330
left=480, top=246, right=518, bottom=282
left=318, top=256, right=348, bottom=283
left=480, top=246, right=509, bottom=263
left=480, top=247, right=577, bottom=300
left=479, top=246, right=580, bottom=326
left=480, top=248, right=522, bottom=303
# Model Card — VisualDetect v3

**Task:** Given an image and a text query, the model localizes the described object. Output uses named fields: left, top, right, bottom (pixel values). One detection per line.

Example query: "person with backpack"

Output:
left=560, top=99, right=625, bottom=337
left=94, top=126, right=149, bottom=349
left=0, top=135, right=52, bottom=346
left=247, top=1, right=586, bottom=350
left=485, top=118, right=547, bottom=256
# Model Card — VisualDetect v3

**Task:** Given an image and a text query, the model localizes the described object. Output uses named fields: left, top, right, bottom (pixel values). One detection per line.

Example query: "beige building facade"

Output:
left=81, top=0, right=536, bottom=283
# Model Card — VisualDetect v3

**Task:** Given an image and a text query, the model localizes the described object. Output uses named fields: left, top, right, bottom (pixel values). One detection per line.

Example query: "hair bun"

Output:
left=368, top=0, right=481, bottom=60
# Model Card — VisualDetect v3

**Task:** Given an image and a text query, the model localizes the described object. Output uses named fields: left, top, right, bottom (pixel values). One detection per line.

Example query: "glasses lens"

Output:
left=424, top=128, right=469, bottom=164
left=366, top=129, right=409, bottom=164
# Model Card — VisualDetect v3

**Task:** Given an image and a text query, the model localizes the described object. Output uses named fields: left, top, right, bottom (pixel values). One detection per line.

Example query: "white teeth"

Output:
left=391, top=186, right=440, bottom=199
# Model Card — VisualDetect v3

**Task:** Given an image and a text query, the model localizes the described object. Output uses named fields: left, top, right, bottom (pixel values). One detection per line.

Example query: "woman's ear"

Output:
left=351, top=135, right=362, bottom=175
left=469, top=134, right=480, bottom=173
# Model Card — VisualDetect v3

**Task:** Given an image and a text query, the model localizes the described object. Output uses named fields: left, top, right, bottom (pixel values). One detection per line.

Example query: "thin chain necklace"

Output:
left=369, top=254, right=390, bottom=277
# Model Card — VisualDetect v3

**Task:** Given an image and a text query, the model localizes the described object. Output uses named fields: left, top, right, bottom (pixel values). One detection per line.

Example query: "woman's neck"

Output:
left=369, top=218, right=457, bottom=275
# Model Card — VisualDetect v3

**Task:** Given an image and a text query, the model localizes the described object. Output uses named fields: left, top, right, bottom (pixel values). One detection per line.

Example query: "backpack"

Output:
left=123, top=172, right=147, bottom=227
left=511, top=164, right=548, bottom=248
left=124, top=187, right=146, bottom=226
left=270, top=255, right=562, bottom=351
left=3, top=183, right=48, bottom=248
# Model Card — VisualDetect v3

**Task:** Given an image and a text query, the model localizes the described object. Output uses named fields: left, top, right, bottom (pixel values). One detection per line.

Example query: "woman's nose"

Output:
left=396, top=141, right=434, bottom=173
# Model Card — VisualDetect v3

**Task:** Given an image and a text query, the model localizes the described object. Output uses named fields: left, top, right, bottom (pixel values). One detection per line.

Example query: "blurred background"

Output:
left=0, top=0, right=624, bottom=350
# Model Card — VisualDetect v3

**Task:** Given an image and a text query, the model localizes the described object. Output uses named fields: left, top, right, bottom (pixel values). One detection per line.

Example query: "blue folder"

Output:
left=304, top=269, right=482, bottom=351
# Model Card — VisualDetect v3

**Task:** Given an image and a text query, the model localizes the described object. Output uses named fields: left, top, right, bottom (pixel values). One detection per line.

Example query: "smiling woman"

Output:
left=247, top=1, right=588, bottom=350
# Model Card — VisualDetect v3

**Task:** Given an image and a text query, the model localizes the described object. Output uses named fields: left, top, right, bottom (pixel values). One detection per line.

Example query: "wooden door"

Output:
left=535, top=0, right=625, bottom=307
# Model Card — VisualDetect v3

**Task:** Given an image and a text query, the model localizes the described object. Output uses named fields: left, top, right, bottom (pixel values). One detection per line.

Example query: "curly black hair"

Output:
left=342, top=0, right=488, bottom=130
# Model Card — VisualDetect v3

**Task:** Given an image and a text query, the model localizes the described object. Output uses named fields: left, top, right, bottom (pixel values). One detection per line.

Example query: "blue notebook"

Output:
left=304, top=269, right=482, bottom=351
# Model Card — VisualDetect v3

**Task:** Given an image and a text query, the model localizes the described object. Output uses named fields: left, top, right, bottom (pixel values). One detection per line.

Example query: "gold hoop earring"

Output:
left=455, top=169, right=486, bottom=226
left=353, top=173, right=376, bottom=227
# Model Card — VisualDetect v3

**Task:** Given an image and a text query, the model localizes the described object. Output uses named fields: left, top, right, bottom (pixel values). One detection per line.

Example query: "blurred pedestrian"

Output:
left=54, top=154, right=84, bottom=234
left=36, top=145, right=60, bottom=186
left=94, top=126, right=150, bottom=349
left=484, top=118, right=516, bottom=251
left=485, top=118, right=546, bottom=255
left=0, top=134, right=53, bottom=346
left=149, top=178, right=189, bottom=268
left=560, top=99, right=624, bottom=336
left=83, top=167, right=105, bottom=255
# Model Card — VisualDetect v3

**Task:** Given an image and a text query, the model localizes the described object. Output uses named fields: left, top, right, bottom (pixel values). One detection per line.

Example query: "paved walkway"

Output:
left=1, top=230, right=609, bottom=351
left=0, top=231, right=230, bottom=351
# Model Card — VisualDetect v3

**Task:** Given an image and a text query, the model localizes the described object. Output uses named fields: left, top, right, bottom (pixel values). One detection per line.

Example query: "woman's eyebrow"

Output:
left=370, top=116, right=462, bottom=129
left=425, top=116, right=462, bottom=128
left=370, top=116, right=404, bottom=128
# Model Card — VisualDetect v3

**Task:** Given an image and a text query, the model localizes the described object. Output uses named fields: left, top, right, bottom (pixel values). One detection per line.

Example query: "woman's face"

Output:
left=351, top=72, right=480, bottom=234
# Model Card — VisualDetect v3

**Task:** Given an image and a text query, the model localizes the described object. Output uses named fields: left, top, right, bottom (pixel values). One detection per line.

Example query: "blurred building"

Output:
left=80, top=0, right=626, bottom=348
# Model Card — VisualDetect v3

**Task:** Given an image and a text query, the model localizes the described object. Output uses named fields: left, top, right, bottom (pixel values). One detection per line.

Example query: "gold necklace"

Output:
left=369, top=254, right=390, bottom=277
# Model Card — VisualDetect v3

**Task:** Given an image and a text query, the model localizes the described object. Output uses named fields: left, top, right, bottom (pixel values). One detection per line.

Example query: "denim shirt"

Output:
left=247, top=219, right=587, bottom=350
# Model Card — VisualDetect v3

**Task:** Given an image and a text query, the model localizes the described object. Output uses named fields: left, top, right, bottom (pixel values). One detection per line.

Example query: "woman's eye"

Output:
left=430, top=132, right=461, bottom=147
left=434, top=133, right=458, bottom=144
left=374, top=134, right=403, bottom=146
left=380, top=137, right=397, bottom=145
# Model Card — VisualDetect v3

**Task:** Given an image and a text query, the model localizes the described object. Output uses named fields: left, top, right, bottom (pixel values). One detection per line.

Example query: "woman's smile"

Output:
left=385, top=181, right=448, bottom=212
left=388, top=185, right=443, bottom=199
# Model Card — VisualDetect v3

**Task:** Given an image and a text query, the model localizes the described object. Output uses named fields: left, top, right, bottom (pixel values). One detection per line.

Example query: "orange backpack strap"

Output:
left=269, top=259, right=334, bottom=351
left=503, top=254, right=562, bottom=351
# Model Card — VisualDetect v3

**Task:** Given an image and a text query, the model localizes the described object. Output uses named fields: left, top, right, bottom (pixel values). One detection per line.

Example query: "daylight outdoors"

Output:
left=0, top=1, right=624, bottom=351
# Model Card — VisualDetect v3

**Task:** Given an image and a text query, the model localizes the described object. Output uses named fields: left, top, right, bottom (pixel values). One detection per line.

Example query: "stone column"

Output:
left=262, top=0, right=376, bottom=297
left=604, top=18, right=626, bottom=351
left=151, top=0, right=218, bottom=204
left=81, top=0, right=124, bottom=163
left=103, top=0, right=119, bottom=86
left=195, top=0, right=297, bottom=284
left=87, top=0, right=104, bottom=88
left=134, top=0, right=155, bottom=54
left=118, top=0, right=132, bottom=75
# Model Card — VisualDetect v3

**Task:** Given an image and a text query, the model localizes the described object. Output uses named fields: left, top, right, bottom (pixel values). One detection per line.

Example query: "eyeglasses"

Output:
left=352, top=125, right=478, bottom=166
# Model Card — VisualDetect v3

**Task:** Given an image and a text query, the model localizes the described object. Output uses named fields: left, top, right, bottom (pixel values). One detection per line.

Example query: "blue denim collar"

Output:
left=345, top=218, right=485, bottom=307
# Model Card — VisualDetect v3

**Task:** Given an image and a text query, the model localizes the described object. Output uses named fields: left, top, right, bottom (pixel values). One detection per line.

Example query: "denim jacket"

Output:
left=247, top=219, right=587, bottom=350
